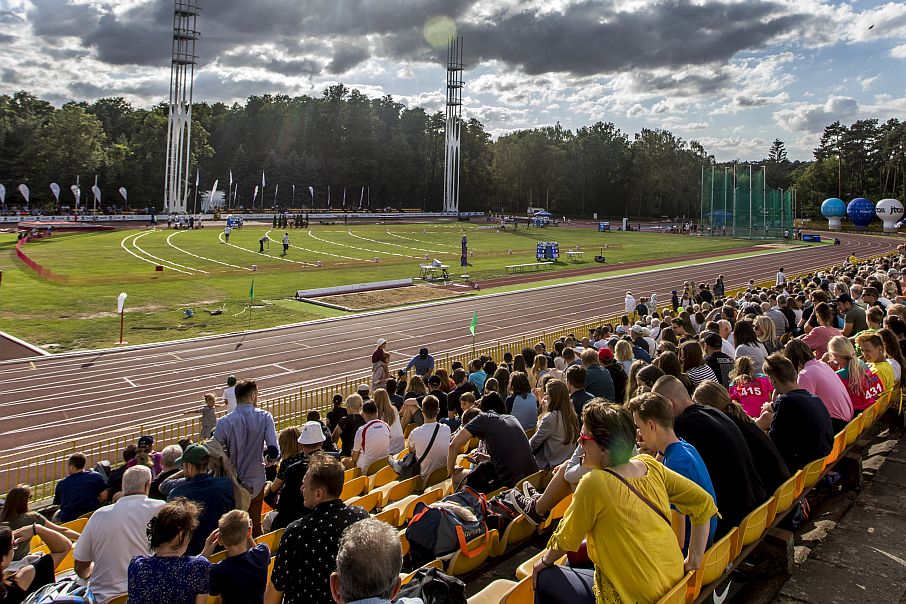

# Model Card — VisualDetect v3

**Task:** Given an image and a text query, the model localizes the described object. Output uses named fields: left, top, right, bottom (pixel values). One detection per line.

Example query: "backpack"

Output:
left=396, top=567, right=467, bottom=604
left=405, top=487, right=488, bottom=565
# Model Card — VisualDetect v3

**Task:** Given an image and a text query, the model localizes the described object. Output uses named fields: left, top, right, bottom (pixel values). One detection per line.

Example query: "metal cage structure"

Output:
left=443, top=37, right=463, bottom=214
left=700, top=164, right=795, bottom=239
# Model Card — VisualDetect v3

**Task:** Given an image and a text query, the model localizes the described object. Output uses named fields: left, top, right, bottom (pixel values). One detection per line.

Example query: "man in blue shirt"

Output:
left=53, top=453, right=108, bottom=522
left=166, top=444, right=235, bottom=555
left=627, top=392, right=718, bottom=552
left=405, top=348, right=435, bottom=378
left=214, top=379, right=279, bottom=536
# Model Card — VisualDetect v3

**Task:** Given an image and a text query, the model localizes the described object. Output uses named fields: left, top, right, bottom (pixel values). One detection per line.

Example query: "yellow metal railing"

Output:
left=2, top=249, right=894, bottom=502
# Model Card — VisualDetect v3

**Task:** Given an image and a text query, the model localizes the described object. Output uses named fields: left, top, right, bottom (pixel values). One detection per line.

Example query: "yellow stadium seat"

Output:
left=344, top=467, right=361, bottom=482
left=401, top=560, right=443, bottom=585
left=108, top=596, right=128, bottom=604
left=347, top=490, right=382, bottom=513
left=366, top=457, right=390, bottom=476
left=524, top=428, right=536, bottom=439
left=369, top=464, right=399, bottom=491
left=800, top=457, right=826, bottom=491
left=423, top=466, right=450, bottom=489
left=515, top=551, right=567, bottom=580
left=655, top=571, right=694, bottom=604
left=690, top=527, right=737, bottom=600
left=500, top=575, right=534, bottom=604
left=404, top=423, right=418, bottom=438
left=396, top=447, right=410, bottom=461
left=446, top=530, right=498, bottom=576
left=60, top=517, right=88, bottom=533
left=521, top=470, right=546, bottom=490
left=539, top=494, right=572, bottom=532
left=492, top=514, right=537, bottom=557
left=255, top=528, right=284, bottom=552
left=468, top=579, right=517, bottom=604
left=732, top=497, right=775, bottom=558
left=862, top=404, right=879, bottom=429
left=373, top=507, right=400, bottom=527
left=340, top=475, right=368, bottom=501
left=208, top=549, right=228, bottom=564
left=390, top=487, right=445, bottom=527
left=844, top=415, right=863, bottom=446
left=267, top=556, right=275, bottom=582
left=824, top=431, right=846, bottom=468
left=377, top=477, right=420, bottom=507
left=771, top=470, right=802, bottom=521
left=399, top=530, right=410, bottom=557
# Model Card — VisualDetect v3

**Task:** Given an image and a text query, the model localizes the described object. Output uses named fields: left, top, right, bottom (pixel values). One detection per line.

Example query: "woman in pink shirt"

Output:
left=800, top=302, right=843, bottom=357
left=728, top=356, right=774, bottom=417
left=827, top=335, right=880, bottom=414
left=784, top=339, right=853, bottom=432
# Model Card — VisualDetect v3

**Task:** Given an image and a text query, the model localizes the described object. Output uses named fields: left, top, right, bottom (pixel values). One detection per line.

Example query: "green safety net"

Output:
left=700, top=165, right=793, bottom=239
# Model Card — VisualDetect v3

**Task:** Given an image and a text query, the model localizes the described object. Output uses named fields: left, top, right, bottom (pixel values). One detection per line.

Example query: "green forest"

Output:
left=1, top=86, right=904, bottom=218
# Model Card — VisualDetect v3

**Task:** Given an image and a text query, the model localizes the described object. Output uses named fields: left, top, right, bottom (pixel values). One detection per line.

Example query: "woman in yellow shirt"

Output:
left=856, top=332, right=895, bottom=394
left=532, top=402, right=717, bottom=604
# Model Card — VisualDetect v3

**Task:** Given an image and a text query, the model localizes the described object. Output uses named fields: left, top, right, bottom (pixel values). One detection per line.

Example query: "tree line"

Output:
left=0, top=87, right=902, bottom=218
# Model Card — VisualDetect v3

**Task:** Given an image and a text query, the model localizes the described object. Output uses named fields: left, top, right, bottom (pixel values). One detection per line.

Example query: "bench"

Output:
left=505, top=262, right=554, bottom=273
left=565, top=251, right=584, bottom=262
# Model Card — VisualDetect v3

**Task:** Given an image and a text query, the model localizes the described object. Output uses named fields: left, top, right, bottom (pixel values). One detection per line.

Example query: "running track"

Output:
left=0, top=233, right=897, bottom=469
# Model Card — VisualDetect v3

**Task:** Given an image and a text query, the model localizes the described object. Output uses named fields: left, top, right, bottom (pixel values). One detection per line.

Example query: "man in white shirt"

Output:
left=776, top=267, right=786, bottom=287
left=717, top=320, right=737, bottom=358
left=406, top=396, right=451, bottom=483
left=624, top=291, right=636, bottom=318
left=74, top=466, right=165, bottom=604
left=352, top=401, right=391, bottom=473
left=222, top=375, right=237, bottom=412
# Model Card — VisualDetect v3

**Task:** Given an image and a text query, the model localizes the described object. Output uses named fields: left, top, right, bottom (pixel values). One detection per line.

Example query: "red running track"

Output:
left=0, top=233, right=897, bottom=468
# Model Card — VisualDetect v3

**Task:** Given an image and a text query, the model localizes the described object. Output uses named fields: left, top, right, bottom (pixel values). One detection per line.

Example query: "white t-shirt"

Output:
left=224, top=226, right=231, bottom=235
left=73, top=495, right=166, bottom=604
left=387, top=417, right=405, bottom=455
left=353, top=419, right=391, bottom=472
left=721, top=339, right=737, bottom=359
left=408, top=422, right=452, bottom=481
left=776, top=271, right=786, bottom=285
left=223, top=386, right=237, bottom=412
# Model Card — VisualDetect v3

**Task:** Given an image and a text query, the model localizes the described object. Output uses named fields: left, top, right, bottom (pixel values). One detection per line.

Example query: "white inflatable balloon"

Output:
left=876, top=198, right=904, bottom=231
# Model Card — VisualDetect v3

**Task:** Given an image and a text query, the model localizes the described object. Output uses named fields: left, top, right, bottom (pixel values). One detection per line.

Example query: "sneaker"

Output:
left=505, top=488, right=546, bottom=526
left=522, top=481, right=539, bottom=499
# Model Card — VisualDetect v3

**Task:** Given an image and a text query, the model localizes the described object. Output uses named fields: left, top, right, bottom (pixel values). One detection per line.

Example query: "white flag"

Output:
left=360, top=186, right=365, bottom=208
left=92, top=185, right=101, bottom=202
left=229, top=170, right=233, bottom=189
left=327, top=185, right=331, bottom=208
left=118, top=186, right=128, bottom=201
left=262, top=172, right=266, bottom=188
left=252, top=185, right=259, bottom=204
left=70, top=184, right=80, bottom=206
left=343, top=186, right=346, bottom=207
left=195, top=170, right=200, bottom=187
left=0, top=183, right=5, bottom=205
left=308, top=186, right=314, bottom=201
left=50, top=182, right=60, bottom=201
left=18, top=184, right=29, bottom=202
left=274, top=184, right=279, bottom=204
left=209, top=180, right=219, bottom=212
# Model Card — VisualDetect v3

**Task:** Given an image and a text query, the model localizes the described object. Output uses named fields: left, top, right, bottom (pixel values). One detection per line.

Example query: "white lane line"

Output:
left=344, top=230, right=428, bottom=257
left=385, top=230, right=461, bottom=250
left=132, top=231, right=208, bottom=274
left=120, top=232, right=193, bottom=275
left=263, top=229, right=362, bottom=261
left=123, top=377, right=137, bottom=387
left=272, top=363, right=292, bottom=373
left=217, top=232, right=316, bottom=266
left=307, top=230, right=415, bottom=259
left=167, top=231, right=252, bottom=271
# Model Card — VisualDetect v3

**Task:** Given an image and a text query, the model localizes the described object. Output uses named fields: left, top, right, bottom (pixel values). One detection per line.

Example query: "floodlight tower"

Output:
left=163, top=0, right=200, bottom=213
left=443, top=36, right=463, bottom=214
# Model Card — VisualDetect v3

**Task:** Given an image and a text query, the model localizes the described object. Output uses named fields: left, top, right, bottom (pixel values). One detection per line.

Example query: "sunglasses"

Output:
left=578, top=434, right=595, bottom=443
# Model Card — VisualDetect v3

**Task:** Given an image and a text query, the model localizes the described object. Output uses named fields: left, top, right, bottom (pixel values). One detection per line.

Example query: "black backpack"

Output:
left=397, top=567, right=467, bottom=604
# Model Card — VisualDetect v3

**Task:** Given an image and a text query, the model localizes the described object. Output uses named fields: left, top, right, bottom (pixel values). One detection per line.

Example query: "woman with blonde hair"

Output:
left=614, top=340, right=634, bottom=375
left=826, top=335, right=880, bottom=414
left=754, top=315, right=780, bottom=354
left=625, top=360, right=652, bottom=403
left=728, top=356, right=773, bottom=417
left=372, top=388, right=405, bottom=454
left=530, top=354, right=550, bottom=388
left=529, top=379, right=580, bottom=469
left=333, top=394, right=366, bottom=461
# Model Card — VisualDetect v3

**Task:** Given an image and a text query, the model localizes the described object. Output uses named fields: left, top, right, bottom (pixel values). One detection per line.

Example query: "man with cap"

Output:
left=372, top=338, right=387, bottom=364
left=598, top=347, right=627, bottom=403
left=405, top=347, right=435, bottom=378
left=164, top=443, right=235, bottom=555
left=222, top=375, right=238, bottom=413
left=624, top=290, right=637, bottom=319
left=702, top=331, right=734, bottom=387
left=427, top=375, right=450, bottom=419
left=580, top=348, right=615, bottom=402
left=269, top=420, right=328, bottom=530
left=356, top=383, right=371, bottom=401
left=837, top=293, right=868, bottom=336
left=127, top=435, right=162, bottom=477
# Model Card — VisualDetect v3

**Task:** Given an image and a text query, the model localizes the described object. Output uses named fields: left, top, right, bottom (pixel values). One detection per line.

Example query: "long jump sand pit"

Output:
left=316, top=285, right=469, bottom=311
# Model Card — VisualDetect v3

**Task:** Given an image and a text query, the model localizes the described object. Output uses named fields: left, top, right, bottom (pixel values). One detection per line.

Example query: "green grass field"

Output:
left=0, top=221, right=754, bottom=351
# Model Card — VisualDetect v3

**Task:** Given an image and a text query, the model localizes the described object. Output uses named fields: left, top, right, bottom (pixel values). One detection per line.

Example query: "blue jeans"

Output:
left=535, top=565, right=595, bottom=604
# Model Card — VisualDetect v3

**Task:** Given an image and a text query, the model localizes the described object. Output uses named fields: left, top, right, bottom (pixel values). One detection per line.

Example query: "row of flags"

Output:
left=0, top=177, right=115, bottom=207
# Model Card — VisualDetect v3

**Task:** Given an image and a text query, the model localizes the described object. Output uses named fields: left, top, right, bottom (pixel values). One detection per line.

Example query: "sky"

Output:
left=1, top=0, right=905, bottom=162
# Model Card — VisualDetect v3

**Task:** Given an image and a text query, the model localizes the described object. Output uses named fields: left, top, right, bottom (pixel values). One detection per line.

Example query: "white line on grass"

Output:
left=119, top=232, right=194, bottom=275
left=307, top=230, right=418, bottom=259
left=346, top=230, right=446, bottom=256
left=217, top=233, right=316, bottom=266
left=132, top=231, right=208, bottom=274
left=263, top=229, right=364, bottom=261
left=384, top=230, right=461, bottom=251
left=167, top=230, right=253, bottom=271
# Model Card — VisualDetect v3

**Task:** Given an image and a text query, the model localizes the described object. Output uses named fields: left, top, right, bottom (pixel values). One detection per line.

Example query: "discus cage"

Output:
left=699, top=164, right=795, bottom=239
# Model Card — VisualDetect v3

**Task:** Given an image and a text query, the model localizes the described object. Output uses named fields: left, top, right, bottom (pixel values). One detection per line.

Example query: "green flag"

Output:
left=469, top=311, right=478, bottom=336
left=249, top=279, right=255, bottom=303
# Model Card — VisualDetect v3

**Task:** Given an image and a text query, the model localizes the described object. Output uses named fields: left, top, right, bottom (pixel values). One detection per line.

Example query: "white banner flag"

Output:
left=195, top=170, right=199, bottom=187
left=0, top=183, right=5, bottom=205
left=327, top=185, right=331, bottom=208
left=252, top=185, right=259, bottom=205
left=50, top=182, right=60, bottom=201
left=118, top=186, right=128, bottom=201
left=229, top=170, right=233, bottom=189
left=92, top=185, right=101, bottom=202
left=18, top=184, right=29, bottom=202
left=70, top=184, right=80, bottom=207
left=360, top=186, right=365, bottom=208
left=343, top=186, right=346, bottom=207
left=117, top=292, right=128, bottom=313
left=262, top=172, right=266, bottom=188
left=308, top=186, right=314, bottom=202
left=208, top=179, right=219, bottom=212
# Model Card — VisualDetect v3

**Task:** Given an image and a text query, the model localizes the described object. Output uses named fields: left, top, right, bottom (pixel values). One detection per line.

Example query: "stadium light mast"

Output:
left=443, top=36, right=464, bottom=214
left=163, top=0, right=200, bottom=214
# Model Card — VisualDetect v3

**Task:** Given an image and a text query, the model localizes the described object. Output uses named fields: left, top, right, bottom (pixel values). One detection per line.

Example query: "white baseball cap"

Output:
left=297, top=421, right=325, bottom=445
left=376, top=338, right=387, bottom=346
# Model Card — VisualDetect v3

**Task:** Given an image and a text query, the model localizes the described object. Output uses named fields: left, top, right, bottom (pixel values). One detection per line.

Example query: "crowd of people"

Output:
left=2, top=248, right=905, bottom=604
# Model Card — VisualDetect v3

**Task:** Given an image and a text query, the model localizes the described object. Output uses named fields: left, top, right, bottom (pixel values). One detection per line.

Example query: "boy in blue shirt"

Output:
left=53, top=453, right=107, bottom=522
left=203, top=510, right=270, bottom=604
left=627, top=392, right=718, bottom=552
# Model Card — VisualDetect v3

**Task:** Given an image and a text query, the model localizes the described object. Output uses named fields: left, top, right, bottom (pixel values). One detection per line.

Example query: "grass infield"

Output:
left=0, top=222, right=759, bottom=351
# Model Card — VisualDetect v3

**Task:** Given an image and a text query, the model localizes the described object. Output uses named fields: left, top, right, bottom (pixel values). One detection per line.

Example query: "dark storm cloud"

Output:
left=29, top=0, right=100, bottom=37
left=327, top=44, right=370, bottom=74
left=458, top=0, right=806, bottom=76
left=633, top=70, right=731, bottom=96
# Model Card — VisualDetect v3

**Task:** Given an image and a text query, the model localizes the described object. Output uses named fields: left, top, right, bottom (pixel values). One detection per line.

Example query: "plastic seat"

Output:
left=799, top=457, right=826, bottom=491
left=208, top=549, right=228, bottom=564
left=369, top=464, right=399, bottom=491
left=344, top=467, right=361, bottom=482
left=347, top=490, right=382, bottom=513
left=731, top=497, right=775, bottom=558
left=468, top=579, right=517, bottom=604
left=340, top=475, right=368, bottom=501
left=377, top=476, right=420, bottom=507
left=255, top=528, right=284, bottom=552
left=844, top=415, right=863, bottom=446
left=446, top=530, right=498, bottom=576
left=824, top=431, right=846, bottom=468
left=492, top=514, right=537, bottom=557
left=60, top=517, right=88, bottom=533
left=401, top=560, right=444, bottom=585
left=396, top=447, right=410, bottom=461
left=373, top=507, right=400, bottom=527
left=366, top=457, right=390, bottom=476
left=520, top=470, right=546, bottom=490
left=267, top=556, right=275, bottom=582
left=771, top=470, right=802, bottom=521
left=524, top=428, right=536, bottom=439
left=423, top=466, right=450, bottom=489
left=108, top=596, right=128, bottom=604
left=862, top=403, right=879, bottom=429
left=538, top=494, right=572, bottom=531
left=500, top=575, right=534, bottom=604
left=404, top=423, right=418, bottom=438
left=390, top=487, right=445, bottom=527
left=399, top=530, right=410, bottom=556
left=655, top=571, right=694, bottom=604
left=516, top=551, right=567, bottom=580
left=689, top=527, right=737, bottom=600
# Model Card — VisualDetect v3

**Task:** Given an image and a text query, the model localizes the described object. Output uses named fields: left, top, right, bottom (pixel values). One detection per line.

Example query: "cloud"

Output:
left=773, top=96, right=860, bottom=133
left=328, top=43, right=370, bottom=74
left=892, top=44, right=906, bottom=59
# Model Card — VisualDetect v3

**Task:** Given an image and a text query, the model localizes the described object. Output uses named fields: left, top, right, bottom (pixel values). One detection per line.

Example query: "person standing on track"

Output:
left=282, top=232, right=290, bottom=256
left=224, top=224, right=231, bottom=243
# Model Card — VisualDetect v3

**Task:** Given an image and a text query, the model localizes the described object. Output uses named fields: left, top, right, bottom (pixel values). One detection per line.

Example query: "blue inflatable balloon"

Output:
left=847, top=198, right=875, bottom=227
left=821, top=198, right=846, bottom=218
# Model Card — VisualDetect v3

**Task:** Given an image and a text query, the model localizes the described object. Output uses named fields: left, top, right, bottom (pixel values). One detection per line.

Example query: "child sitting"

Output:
left=202, top=510, right=271, bottom=604
left=728, top=356, right=774, bottom=417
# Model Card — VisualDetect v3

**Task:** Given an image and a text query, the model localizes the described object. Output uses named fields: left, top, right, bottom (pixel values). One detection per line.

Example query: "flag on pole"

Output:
left=195, top=170, right=199, bottom=187
left=249, top=279, right=255, bottom=303
left=229, top=170, right=233, bottom=189
left=262, top=172, right=266, bottom=188
left=469, top=311, right=478, bottom=336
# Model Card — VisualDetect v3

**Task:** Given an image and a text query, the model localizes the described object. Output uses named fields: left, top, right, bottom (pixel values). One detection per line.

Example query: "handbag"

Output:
left=397, top=424, right=440, bottom=480
left=604, top=468, right=671, bottom=526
